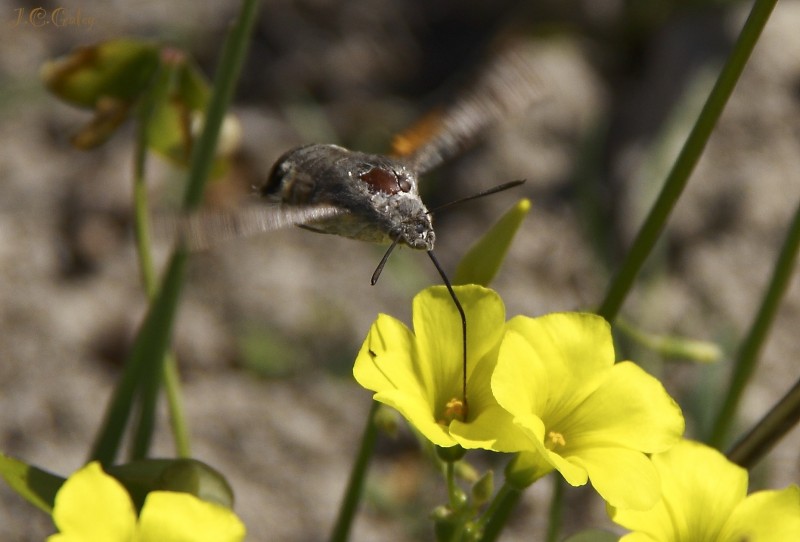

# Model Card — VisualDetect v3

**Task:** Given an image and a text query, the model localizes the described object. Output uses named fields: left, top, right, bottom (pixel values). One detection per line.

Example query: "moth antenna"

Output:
left=429, top=179, right=525, bottom=215
left=371, top=238, right=400, bottom=285
left=426, top=250, right=468, bottom=420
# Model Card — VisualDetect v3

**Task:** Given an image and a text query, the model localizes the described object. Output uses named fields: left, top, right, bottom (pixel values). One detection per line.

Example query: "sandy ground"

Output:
left=1, top=1, right=799, bottom=540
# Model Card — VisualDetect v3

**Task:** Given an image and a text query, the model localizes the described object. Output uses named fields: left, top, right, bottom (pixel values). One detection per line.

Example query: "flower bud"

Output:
left=106, top=458, right=235, bottom=510
left=471, top=470, right=494, bottom=508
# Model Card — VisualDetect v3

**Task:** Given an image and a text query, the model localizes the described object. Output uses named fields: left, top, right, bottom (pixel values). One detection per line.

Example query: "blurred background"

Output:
left=1, top=0, right=799, bottom=539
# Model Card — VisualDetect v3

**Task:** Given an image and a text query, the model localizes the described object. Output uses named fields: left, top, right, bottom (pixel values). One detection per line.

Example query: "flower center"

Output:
left=546, top=431, right=566, bottom=450
left=438, top=397, right=466, bottom=425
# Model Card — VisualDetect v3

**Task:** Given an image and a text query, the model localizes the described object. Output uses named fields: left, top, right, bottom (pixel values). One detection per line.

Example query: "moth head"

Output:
left=356, top=164, right=435, bottom=251
left=392, top=212, right=435, bottom=250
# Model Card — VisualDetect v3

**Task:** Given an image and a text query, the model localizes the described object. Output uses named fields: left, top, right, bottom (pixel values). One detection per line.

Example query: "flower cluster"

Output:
left=354, top=285, right=800, bottom=536
left=354, top=285, right=685, bottom=510
left=48, top=462, right=245, bottom=542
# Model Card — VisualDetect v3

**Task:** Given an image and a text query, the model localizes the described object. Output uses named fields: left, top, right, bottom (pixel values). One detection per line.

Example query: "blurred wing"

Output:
left=392, top=40, right=548, bottom=175
left=155, top=203, right=345, bottom=251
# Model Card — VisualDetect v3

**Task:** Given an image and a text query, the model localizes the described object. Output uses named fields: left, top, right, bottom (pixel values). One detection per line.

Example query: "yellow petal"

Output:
left=414, top=286, right=506, bottom=403
left=721, top=485, right=800, bottom=541
left=354, top=285, right=508, bottom=451
left=450, top=404, right=528, bottom=452
left=565, top=362, right=684, bottom=453
left=49, top=462, right=136, bottom=541
left=137, top=491, right=245, bottom=542
left=545, top=449, right=589, bottom=488
left=569, top=447, right=661, bottom=510
left=506, top=313, right=614, bottom=419
left=449, top=323, right=523, bottom=451
left=611, top=440, right=747, bottom=539
left=354, top=315, right=426, bottom=397
left=508, top=312, right=614, bottom=381
left=492, top=330, right=549, bottom=419
left=374, top=389, right=458, bottom=448
left=658, top=441, right=746, bottom=538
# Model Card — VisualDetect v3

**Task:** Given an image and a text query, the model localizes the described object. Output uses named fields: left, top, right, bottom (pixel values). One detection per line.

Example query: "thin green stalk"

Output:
left=329, top=400, right=380, bottom=542
left=545, top=478, right=563, bottom=542
left=710, top=198, right=800, bottom=447
left=163, top=356, right=192, bottom=457
left=133, top=153, right=156, bottom=293
left=476, top=482, right=521, bottom=542
left=727, top=376, right=800, bottom=468
left=446, top=461, right=460, bottom=507
left=442, top=460, right=468, bottom=542
left=596, top=0, right=779, bottom=322
left=182, top=0, right=260, bottom=209
left=129, top=73, right=192, bottom=459
left=131, top=56, right=165, bottom=294
left=89, top=0, right=261, bottom=464
left=130, top=351, right=191, bottom=460
left=129, top=0, right=261, bottom=454
left=89, top=250, right=188, bottom=465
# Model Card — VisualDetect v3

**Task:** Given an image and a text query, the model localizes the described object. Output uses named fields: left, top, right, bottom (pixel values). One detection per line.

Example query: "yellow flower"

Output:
left=48, top=462, right=245, bottom=542
left=610, top=439, right=800, bottom=542
left=353, top=285, right=526, bottom=451
left=492, top=313, right=684, bottom=510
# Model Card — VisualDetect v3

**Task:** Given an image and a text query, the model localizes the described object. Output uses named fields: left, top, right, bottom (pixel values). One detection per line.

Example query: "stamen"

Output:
left=439, top=397, right=466, bottom=425
left=547, top=431, right=566, bottom=449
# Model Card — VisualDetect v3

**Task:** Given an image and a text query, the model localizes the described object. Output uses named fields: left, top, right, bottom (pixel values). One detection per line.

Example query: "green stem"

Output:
left=131, top=66, right=159, bottom=294
left=476, top=482, right=521, bottom=542
left=129, top=76, right=192, bottom=459
left=182, top=0, right=260, bottom=209
left=131, top=0, right=261, bottom=458
left=130, top=351, right=192, bottom=460
left=446, top=461, right=460, bottom=509
left=89, top=0, right=261, bottom=464
left=727, top=376, right=800, bottom=469
left=329, top=400, right=380, bottom=542
left=89, top=249, right=188, bottom=465
left=710, top=198, right=800, bottom=447
left=444, top=460, right=468, bottom=542
left=545, top=478, right=563, bottom=542
left=596, top=0, right=779, bottom=322
left=163, top=355, right=192, bottom=457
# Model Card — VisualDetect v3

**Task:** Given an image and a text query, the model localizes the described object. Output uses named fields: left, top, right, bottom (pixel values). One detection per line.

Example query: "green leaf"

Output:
left=453, top=198, right=531, bottom=286
left=0, top=452, right=66, bottom=514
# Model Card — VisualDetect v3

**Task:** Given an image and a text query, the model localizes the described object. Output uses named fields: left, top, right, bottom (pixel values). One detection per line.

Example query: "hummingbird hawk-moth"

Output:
left=164, top=39, right=546, bottom=418
left=171, top=41, right=545, bottom=252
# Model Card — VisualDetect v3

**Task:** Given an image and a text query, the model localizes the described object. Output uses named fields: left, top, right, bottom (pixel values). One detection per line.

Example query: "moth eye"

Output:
left=397, top=176, right=412, bottom=192
left=261, top=156, right=290, bottom=197
left=360, top=167, right=400, bottom=194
